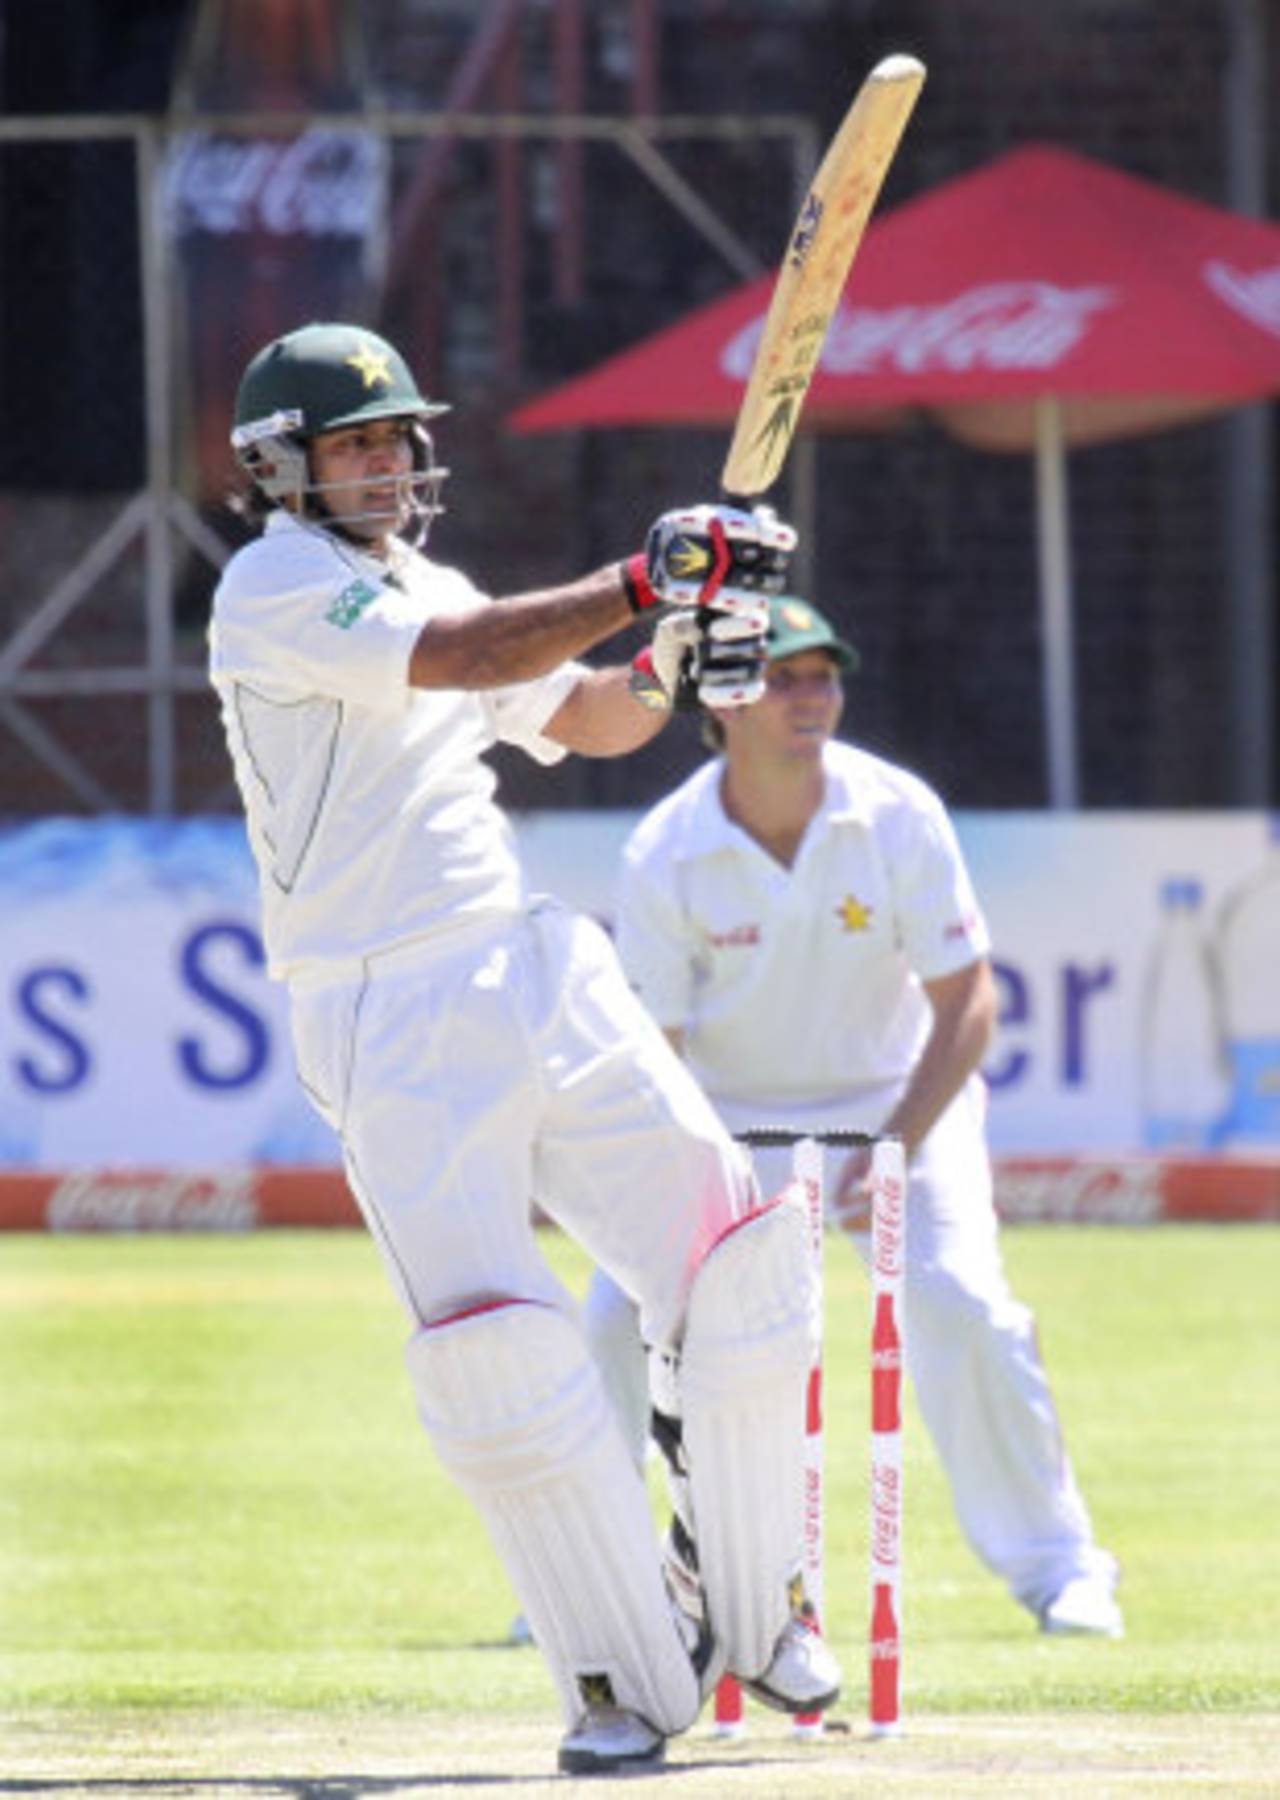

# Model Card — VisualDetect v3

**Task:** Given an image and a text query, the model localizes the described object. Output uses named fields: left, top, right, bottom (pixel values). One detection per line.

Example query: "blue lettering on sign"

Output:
left=177, top=921, right=271, bottom=1090
left=985, top=958, right=1118, bottom=1093
left=1061, top=962, right=1115, bottom=1086
left=15, top=965, right=92, bottom=1093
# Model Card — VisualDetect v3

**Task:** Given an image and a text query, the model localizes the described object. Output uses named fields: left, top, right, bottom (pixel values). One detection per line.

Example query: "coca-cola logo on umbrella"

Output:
left=722, top=281, right=1117, bottom=382
left=509, top=145, right=1280, bottom=809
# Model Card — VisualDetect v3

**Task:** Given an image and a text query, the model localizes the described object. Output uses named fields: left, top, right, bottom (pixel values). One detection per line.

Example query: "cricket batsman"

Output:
left=207, top=321, right=840, bottom=1775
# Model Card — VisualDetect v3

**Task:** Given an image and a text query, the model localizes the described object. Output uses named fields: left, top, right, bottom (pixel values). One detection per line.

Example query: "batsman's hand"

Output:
left=630, top=607, right=770, bottom=712
left=629, top=613, right=701, bottom=711
left=623, top=502, right=796, bottom=622
left=690, top=611, right=769, bottom=709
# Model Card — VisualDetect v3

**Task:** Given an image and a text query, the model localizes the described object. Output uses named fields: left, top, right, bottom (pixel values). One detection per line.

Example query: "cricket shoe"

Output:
left=1040, top=1575, right=1125, bottom=1639
left=740, top=1617, right=842, bottom=1716
left=557, top=1705, right=666, bottom=1776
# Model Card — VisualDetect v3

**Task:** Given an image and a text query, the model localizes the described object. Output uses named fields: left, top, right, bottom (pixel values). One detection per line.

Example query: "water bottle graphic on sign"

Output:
left=1138, top=877, right=1229, bottom=1150
left=1214, top=817, right=1280, bottom=1145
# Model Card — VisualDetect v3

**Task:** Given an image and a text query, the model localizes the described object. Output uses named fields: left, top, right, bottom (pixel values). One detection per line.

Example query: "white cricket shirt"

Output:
left=209, top=511, right=580, bottom=979
left=615, top=739, right=990, bottom=1109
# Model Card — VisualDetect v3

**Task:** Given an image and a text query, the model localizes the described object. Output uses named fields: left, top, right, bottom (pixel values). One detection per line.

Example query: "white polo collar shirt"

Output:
left=615, top=739, right=989, bottom=1114
left=210, top=511, right=580, bottom=980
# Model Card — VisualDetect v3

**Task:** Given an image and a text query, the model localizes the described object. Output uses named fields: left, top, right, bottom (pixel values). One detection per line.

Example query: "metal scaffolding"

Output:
left=0, top=104, right=814, bottom=814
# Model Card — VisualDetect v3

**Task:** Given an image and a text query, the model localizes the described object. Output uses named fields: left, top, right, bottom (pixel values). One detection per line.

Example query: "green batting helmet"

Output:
left=234, top=322, right=444, bottom=441
left=230, top=322, right=450, bottom=534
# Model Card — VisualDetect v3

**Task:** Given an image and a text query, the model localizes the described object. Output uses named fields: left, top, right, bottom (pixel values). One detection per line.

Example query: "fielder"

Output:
left=207, top=322, right=841, bottom=1775
left=589, top=596, right=1124, bottom=1642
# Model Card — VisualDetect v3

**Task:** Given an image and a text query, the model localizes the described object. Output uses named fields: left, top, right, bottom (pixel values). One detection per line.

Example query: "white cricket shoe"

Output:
left=1040, top=1575, right=1125, bottom=1639
left=741, top=1618, right=842, bottom=1715
left=557, top=1705, right=666, bottom=1776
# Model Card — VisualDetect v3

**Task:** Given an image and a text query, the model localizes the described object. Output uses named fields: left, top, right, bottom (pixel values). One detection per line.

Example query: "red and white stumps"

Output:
left=791, top=1134, right=827, bottom=1739
left=869, top=1136, right=906, bottom=1737
left=713, top=1131, right=906, bottom=1743
left=711, top=1672, right=746, bottom=1739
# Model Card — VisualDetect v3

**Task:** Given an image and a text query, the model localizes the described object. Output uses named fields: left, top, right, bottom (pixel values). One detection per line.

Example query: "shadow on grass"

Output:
left=4, top=1782, right=528, bottom=1796
left=0, top=1759, right=796, bottom=1796
left=3, top=1784, right=523, bottom=1797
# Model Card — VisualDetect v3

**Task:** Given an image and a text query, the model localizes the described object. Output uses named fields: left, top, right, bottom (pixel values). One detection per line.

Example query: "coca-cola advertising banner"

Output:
left=162, top=0, right=387, bottom=509
left=718, top=280, right=1118, bottom=386
left=0, top=812, right=1277, bottom=1173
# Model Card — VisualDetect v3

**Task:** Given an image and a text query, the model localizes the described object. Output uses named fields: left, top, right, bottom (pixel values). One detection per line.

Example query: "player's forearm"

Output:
left=543, top=667, right=672, bottom=757
left=882, top=962, right=995, bottom=1160
left=881, top=1053, right=975, bottom=1163
left=409, top=565, right=633, bottom=689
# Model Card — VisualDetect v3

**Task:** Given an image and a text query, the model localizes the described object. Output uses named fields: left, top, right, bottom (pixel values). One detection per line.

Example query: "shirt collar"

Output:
left=822, top=743, right=874, bottom=825
left=677, top=740, right=871, bottom=861
left=680, top=760, right=738, bottom=856
left=265, top=507, right=402, bottom=575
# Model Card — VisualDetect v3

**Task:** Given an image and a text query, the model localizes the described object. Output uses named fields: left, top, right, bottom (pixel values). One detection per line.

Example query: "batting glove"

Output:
left=621, top=502, right=796, bottom=621
left=629, top=613, right=701, bottom=711
left=692, top=611, right=770, bottom=710
left=631, top=610, right=769, bottom=711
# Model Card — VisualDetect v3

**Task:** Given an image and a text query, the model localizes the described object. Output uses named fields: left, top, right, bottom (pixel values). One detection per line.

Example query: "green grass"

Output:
left=1, top=1226, right=1277, bottom=1720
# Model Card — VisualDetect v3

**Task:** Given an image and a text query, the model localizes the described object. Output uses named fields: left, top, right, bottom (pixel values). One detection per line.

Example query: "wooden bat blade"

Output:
left=721, top=53, right=925, bottom=501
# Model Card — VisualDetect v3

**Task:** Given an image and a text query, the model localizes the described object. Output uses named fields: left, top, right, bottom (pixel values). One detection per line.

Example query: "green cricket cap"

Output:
left=766, top=597, right=859, bottom=671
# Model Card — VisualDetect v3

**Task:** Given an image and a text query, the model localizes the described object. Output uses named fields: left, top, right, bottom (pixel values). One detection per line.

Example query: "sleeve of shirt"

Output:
left=614, top=832, right=695, bottom=1029
left=888, top=784, right=991, bottom=980
left=214, top=533, right=424, bottom=709
left=481, top=662, right=587, bottom=767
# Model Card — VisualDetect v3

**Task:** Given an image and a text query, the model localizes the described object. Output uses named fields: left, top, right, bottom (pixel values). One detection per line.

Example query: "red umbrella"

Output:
left=511, top=145, right=1280, bottom=804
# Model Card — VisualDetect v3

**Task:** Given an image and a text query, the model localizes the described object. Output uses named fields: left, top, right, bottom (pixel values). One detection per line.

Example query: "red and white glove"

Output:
left=630, top=609, right=770, bottom=712
left=629, top=613, right=701, bottom=711
left=694, top=611, right=770, bottom=709
left=621, top=502, right=796, bottom=626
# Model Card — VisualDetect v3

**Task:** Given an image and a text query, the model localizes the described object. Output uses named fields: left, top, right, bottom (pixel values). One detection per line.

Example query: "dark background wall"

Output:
left=0, top=0, right=184, bottom=491
left=369, top=0, right=1280, bottom=813
left=0, top=0, right=1275, bottom=814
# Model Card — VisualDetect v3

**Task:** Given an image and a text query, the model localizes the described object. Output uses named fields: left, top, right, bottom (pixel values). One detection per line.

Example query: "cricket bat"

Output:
left=721, top=53, right=926, bottom=502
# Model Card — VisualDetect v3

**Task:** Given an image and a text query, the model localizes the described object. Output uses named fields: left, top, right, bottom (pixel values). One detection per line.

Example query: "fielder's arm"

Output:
left=879, top=958, right=997, bottom=1162
left=830, top=957, right=996, bottom=1229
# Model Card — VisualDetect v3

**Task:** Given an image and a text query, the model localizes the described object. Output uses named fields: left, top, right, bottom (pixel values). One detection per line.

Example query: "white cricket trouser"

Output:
left=289, top=901, right=815, bottom=1732
left=587, top=1077, right=1115, bottom=1618
left=288, top=899, right=756, bottom=1348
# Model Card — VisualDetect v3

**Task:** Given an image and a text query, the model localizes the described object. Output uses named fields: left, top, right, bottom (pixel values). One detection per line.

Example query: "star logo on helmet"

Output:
left=668, top=537, right=711, bottom=577
left=346, top=342, right=392, bottom=389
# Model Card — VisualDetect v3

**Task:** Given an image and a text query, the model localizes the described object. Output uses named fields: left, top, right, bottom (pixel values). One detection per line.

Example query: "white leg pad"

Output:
left=678, top=1200, right=817, bottom=1680
left=405, top=1299, right=701, bottom=1735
